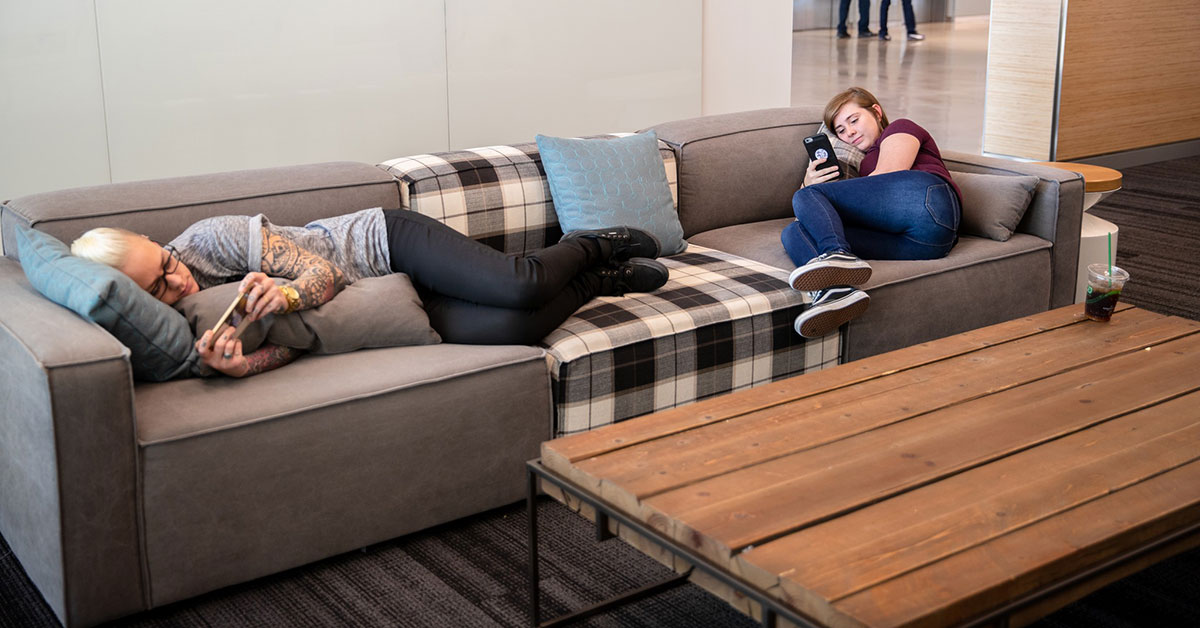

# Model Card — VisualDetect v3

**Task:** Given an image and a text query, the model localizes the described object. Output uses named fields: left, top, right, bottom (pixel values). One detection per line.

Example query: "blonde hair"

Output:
left=70, top=227, right=140, bottom=268
left=823, top=86, right=889, bottom=132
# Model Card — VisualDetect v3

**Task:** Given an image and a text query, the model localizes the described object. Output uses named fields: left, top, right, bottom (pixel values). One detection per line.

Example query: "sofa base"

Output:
left=133, top=343, right=549, bottom=608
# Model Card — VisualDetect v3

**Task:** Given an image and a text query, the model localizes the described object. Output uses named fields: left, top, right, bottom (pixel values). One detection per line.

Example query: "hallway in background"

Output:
left=791, top=15, right=989, bottom=155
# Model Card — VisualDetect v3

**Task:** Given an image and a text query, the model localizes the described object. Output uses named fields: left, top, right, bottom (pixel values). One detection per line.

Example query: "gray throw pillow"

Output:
left=16, top=225, right=197, bottom=381
left=174, top=273, right=441, bottom=358
left=950, top=171, right=1041, bottom=242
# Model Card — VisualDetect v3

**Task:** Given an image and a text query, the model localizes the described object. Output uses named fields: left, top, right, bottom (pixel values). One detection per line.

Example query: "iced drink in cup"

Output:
left=1085, top=263, right=1130, bottom=322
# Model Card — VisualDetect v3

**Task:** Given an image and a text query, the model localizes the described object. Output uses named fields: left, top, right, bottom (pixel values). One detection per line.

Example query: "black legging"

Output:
left=382, top=210, right=608, bottom=345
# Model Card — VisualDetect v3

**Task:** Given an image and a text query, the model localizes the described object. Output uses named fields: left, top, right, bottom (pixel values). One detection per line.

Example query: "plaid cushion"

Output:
left=377, top=135, right=678, bottom=256
left=541, top=244, right=841, bottom=437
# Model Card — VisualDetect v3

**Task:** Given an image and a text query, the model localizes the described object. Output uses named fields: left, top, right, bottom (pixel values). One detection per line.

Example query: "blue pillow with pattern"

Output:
left=537, top=131, right=686, bottom=255
left=16, top=225, right=197, bottom=381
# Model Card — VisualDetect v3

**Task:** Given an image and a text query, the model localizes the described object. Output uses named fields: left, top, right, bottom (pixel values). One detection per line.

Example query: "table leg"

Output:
left=527, top=467, right=541, bottom=627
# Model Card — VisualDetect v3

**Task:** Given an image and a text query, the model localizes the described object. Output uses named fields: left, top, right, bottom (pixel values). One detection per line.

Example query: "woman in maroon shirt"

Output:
left=784, top=86, right=962, bottom=338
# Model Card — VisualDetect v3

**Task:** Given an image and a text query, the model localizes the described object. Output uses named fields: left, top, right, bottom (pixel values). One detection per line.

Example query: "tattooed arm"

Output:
left=239, top=227, right=349, bottom=320
left=196, top=329, right=303, bottom=377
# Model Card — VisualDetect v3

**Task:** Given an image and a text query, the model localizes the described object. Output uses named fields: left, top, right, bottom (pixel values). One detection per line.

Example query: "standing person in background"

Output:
left=879, top=0, right=926, bottom=41
left=836, top=0, right=874, bottom=39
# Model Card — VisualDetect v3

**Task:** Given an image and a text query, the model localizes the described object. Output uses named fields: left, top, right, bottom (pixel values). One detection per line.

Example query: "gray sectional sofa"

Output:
left=0, top=107, right=1083, bottom=627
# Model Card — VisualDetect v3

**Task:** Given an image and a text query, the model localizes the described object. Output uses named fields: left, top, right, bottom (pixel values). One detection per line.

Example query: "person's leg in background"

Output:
left=902, top=0, right=924, bottom=40
left=836, top=0, right=852, bottom=38
left=879, top=0, right=893, bottom=40
left=857, top=0, right=874, bottom=36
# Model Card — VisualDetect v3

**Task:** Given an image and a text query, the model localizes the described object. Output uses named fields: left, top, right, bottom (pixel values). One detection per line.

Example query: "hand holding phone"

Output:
left=803, top=134, right=843, bottom=185
left=209, top=291, right=252, bottom=342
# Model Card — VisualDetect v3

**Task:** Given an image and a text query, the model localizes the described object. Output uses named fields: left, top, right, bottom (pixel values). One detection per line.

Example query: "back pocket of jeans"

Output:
left=925, top=183, right=959, bottom=232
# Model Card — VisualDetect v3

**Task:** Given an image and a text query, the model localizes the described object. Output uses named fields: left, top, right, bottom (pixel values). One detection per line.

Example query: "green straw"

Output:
left=1108, top=232, right=1113, bottom=286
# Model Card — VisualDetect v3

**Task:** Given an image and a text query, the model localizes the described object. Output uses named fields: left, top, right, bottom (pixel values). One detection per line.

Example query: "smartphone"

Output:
left=210, top=291, right=251, bottom=341
left=803, top=134, right=843, bottom=179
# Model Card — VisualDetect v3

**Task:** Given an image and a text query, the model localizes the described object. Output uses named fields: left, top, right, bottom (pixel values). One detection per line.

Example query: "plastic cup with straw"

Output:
left=1085, top=232, right=1128, bottom=322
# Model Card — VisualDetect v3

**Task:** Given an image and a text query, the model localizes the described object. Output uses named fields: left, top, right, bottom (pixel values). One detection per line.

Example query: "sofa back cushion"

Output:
left=643, top=107, right=823, bottom=237
left=377, top=135, right=677, bottom=256
left=2, top=162, right=401, bottom=259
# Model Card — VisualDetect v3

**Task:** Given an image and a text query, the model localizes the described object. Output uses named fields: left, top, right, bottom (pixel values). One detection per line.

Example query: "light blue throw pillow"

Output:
left=537, top=131, right=686, bottom=255
left=16, top=225, right=197, bottom=381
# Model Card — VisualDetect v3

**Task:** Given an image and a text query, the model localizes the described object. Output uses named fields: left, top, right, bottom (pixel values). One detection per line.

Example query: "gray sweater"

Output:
left=169, top=208, right=392, bottom=289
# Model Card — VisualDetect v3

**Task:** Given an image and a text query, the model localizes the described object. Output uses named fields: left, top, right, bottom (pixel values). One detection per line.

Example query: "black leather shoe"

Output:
left=859, top=29, right=875, bottom=37
left=596, top=258, right=669, bottom=296
left=836, top=31, right=851, bottom=40
left=562, top=226, right=661, bottom=260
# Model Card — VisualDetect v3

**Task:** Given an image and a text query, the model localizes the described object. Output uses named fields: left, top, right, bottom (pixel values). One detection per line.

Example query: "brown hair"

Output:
left=822, top=86, right=889, bottom=132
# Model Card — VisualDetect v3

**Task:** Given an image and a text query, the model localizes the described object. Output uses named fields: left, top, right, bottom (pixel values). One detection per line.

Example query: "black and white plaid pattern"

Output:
left=541, top=244, right=841, bottom=437
left=377, top=143, right=841, bottom=436
left=378, top=135, right=678, bottom=256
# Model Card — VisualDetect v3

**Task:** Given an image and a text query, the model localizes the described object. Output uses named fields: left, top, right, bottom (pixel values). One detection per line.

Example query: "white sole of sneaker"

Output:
left=788, top=261, right=872, bottom=292
left=794, top=291, right=870, bottom=338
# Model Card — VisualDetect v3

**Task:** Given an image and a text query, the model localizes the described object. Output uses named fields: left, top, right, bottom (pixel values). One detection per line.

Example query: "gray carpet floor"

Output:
left=3, top=156, right=1199, bottom=627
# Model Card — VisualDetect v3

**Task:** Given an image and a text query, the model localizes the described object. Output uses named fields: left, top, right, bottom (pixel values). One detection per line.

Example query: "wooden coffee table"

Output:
left=527, top=305, right=1200, bottom=627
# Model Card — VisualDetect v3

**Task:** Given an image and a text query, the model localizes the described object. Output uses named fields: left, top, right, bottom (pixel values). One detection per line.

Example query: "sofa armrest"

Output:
left=0, top=259, right=146, bottom=626
left=942, top=150, right=1085, bottom=308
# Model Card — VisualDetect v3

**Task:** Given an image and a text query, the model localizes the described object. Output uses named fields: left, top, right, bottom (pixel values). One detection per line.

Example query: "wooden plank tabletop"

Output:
left=541, top=306, right=1200, bottom=627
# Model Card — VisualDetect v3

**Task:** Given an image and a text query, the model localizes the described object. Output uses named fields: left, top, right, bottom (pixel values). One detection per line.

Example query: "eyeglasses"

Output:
left=147, top=244, right=180, bottom=299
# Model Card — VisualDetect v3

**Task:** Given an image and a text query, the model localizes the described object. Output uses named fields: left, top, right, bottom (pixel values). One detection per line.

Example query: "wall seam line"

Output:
left=92, top=0, right=114, bottom=185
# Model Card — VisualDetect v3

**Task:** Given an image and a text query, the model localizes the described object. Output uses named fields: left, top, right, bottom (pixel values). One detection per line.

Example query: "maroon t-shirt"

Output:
left=859, top=118, right=962, bottom=203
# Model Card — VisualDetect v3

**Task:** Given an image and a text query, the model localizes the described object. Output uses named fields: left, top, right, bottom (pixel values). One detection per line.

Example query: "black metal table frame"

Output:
left=526, top=459, right=821, bottom=628
left=526, top=458, right=1200, bottom=628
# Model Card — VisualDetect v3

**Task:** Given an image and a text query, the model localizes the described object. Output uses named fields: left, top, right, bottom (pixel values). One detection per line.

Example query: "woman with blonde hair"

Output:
left=785, top=86, right=961, bottom=338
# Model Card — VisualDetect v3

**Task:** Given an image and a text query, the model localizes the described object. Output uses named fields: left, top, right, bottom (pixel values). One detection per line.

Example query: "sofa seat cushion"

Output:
left=132, top=342, right=549, bottom=606
left=376, top=136, right=677, bottom=256
left=689, top=217, right=1051, bottom=285
left=540, top=244, right=840, bottom=437
left=690, top=217, right=1054, bottom=360
left=135, top=343, right=544, bottom=444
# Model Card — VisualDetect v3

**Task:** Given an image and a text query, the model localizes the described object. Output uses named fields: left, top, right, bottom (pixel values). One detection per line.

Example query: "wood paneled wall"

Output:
left=984, top=0, right=1200, bottom=161
left=982, top=0, right=1062, bottom=160
left=1057, top=0, right=1200, bottom=160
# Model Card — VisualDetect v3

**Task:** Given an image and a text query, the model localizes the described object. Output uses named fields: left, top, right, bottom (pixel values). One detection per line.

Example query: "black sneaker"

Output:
left=596, top=258, right=669, bottom=296
left=837, top=30, right=851, bottom=39
left=794, top=287, right=870, bottom=338
left=859, top=29, right=876, bottom=37
left=562, top=226, right=661, bottom=260
left=788, top=251, right=872, bottom=292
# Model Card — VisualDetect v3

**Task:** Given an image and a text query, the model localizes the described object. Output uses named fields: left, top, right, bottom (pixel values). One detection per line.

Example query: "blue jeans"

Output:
left=838, top=0, right=871, bottom=34
left=782, top=170, right=960, bottom=265
left=879, top=0, right=918, bottom=36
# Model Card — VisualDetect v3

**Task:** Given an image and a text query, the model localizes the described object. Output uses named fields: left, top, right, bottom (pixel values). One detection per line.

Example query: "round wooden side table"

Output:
left=1035, top=162, right=1123, bottom=304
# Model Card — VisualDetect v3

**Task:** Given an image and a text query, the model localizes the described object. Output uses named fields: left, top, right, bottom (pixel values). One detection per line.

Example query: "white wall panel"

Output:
left=95, top=0, right=449, bottom=182
left=0, top=0, right=110, bottom=201
left=444, top=0, right=702, bottom=148
left=702, top=0, right=792, bottom=116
